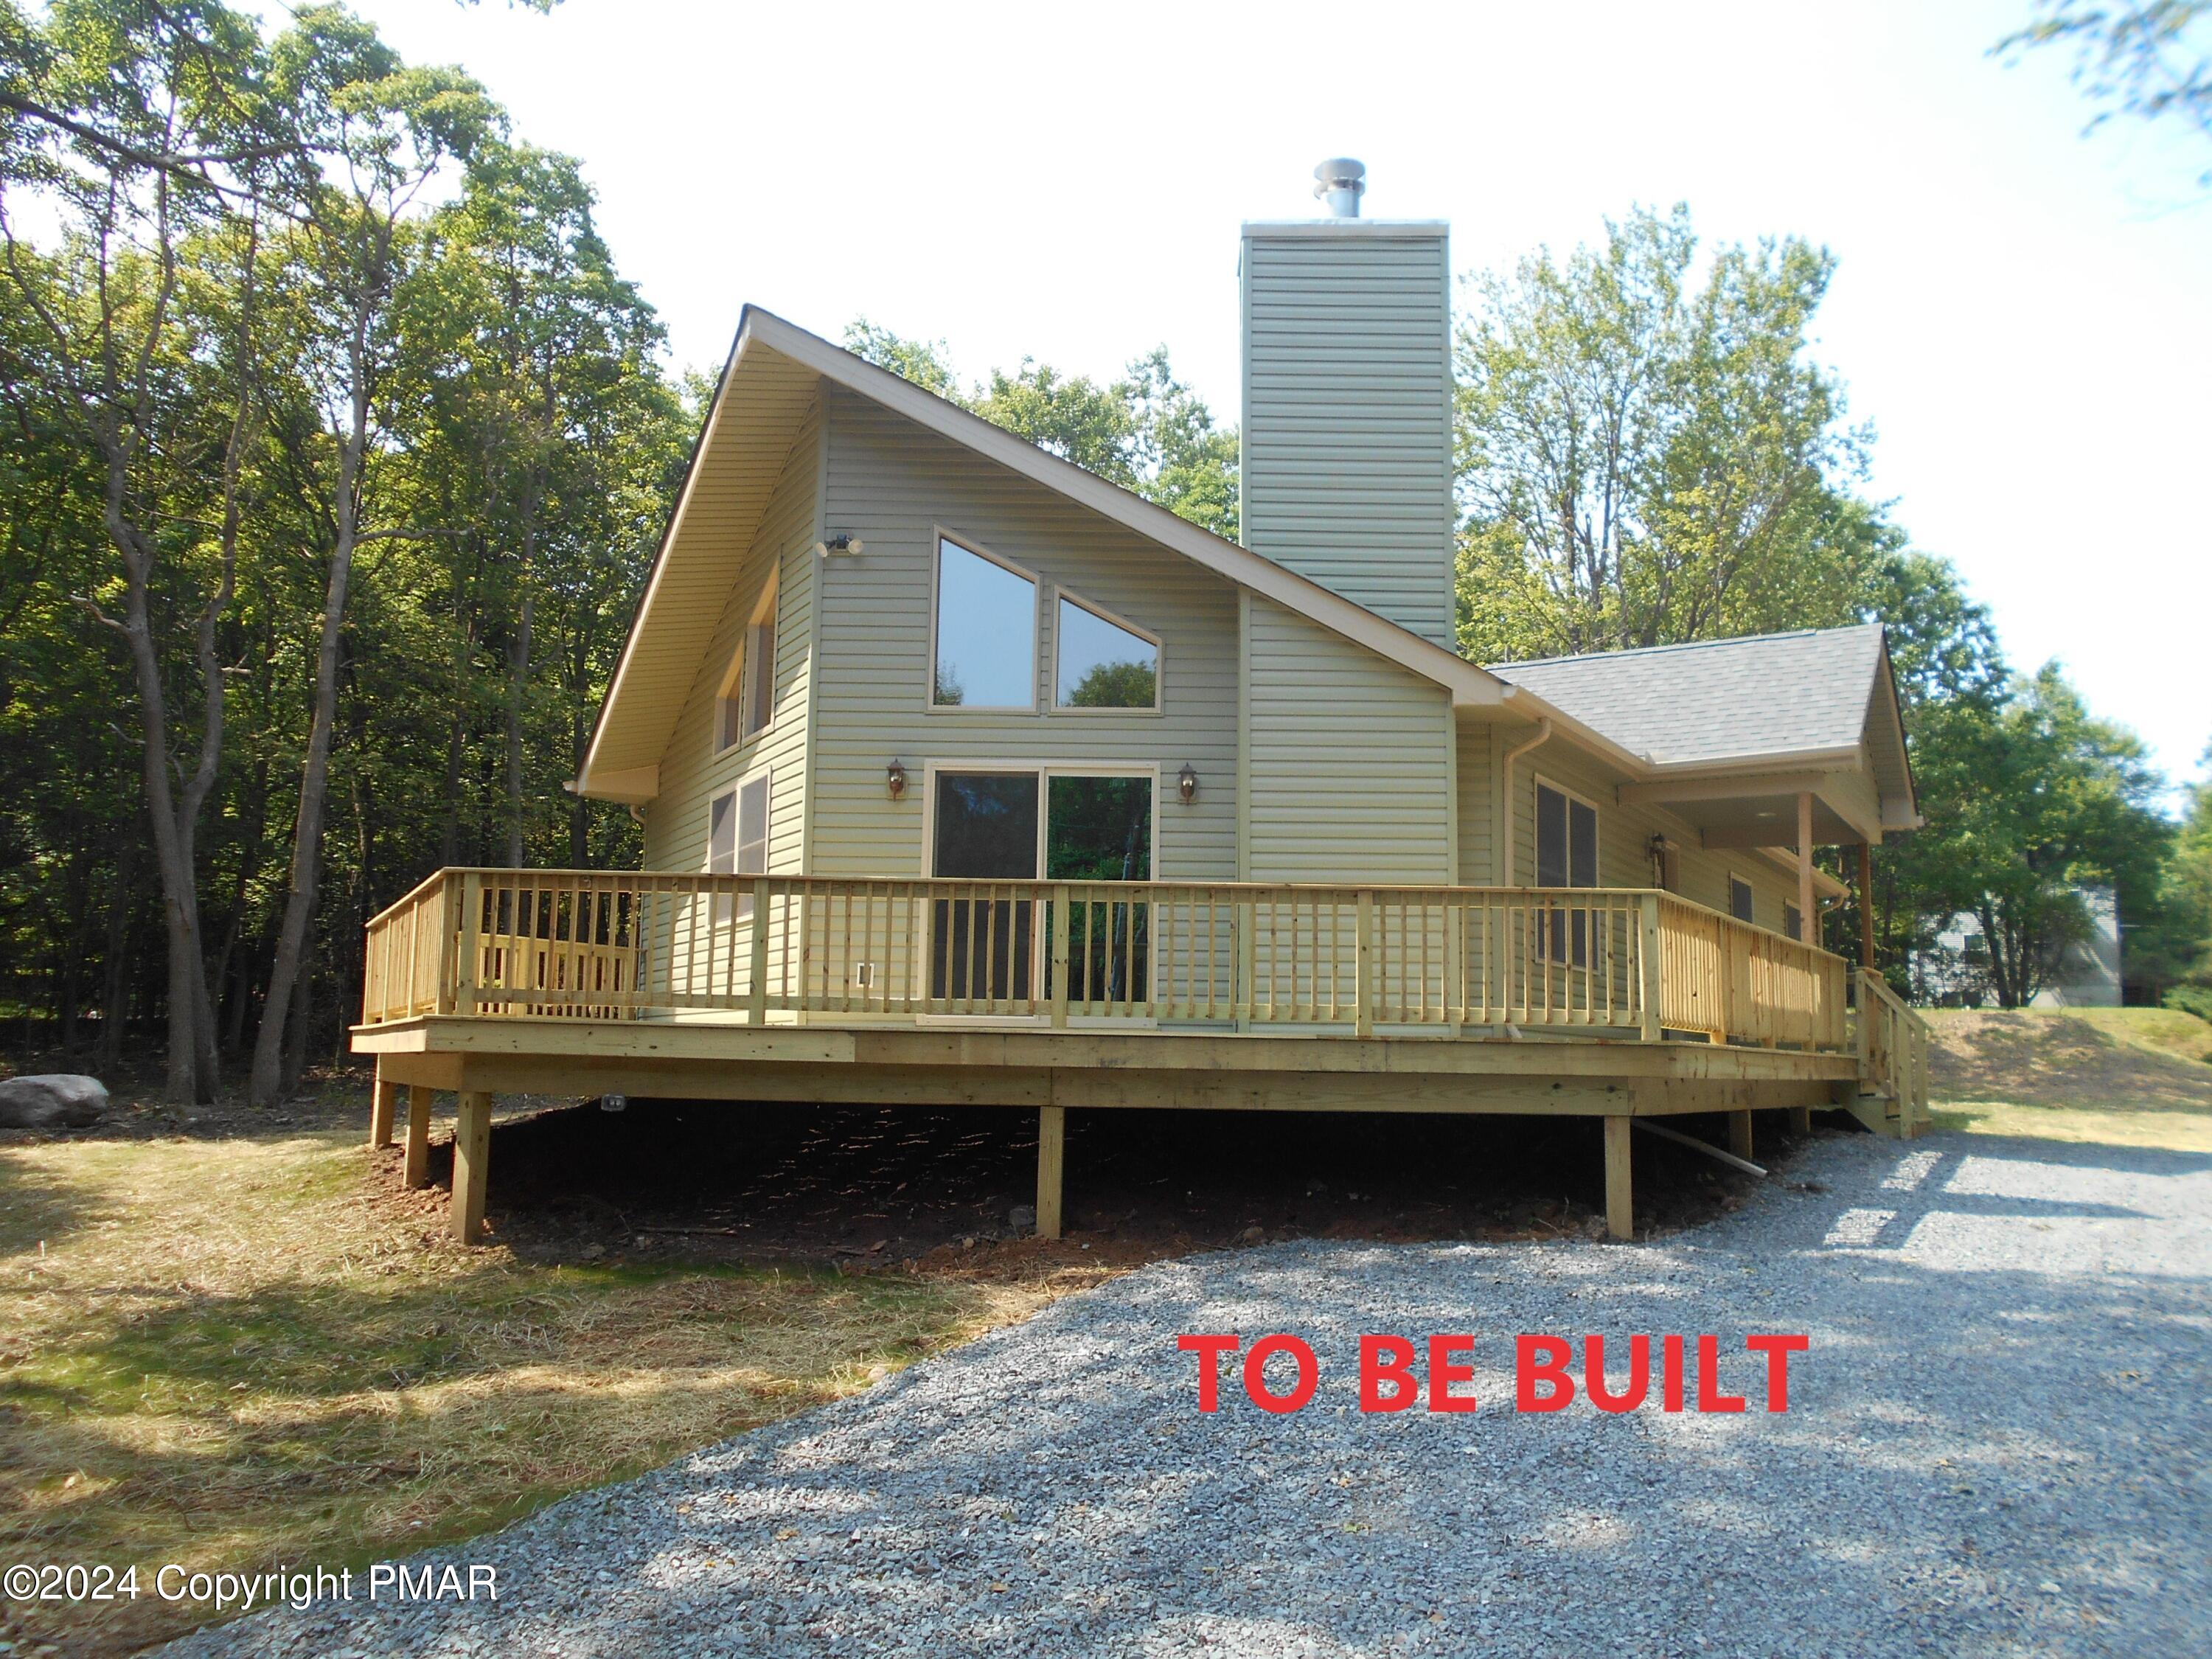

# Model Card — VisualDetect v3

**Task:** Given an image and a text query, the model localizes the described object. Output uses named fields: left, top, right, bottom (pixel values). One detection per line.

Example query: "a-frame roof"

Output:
left=576, top=307, right=1916, bottom=827
left=577, top=308, right=1533, bottom=796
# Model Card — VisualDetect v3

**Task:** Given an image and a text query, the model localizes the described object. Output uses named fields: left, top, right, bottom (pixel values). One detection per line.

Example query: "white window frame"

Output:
left=1050, top=588, right=1163, bottom=715
left=1531, top=775, right=1601, bottom=890
left=713, top=569, right=779, bottom=754
left=706, top=769, right=772, bottom=922
left=928, top=529, right=1040, bottom=714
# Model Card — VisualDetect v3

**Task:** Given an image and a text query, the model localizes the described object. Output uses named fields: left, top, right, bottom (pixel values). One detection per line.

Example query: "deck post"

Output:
left=748, top=879, right=771, bottom=1025
left=1638, top=892, right=1664, bottom=1041
left=1603, top=1115, right=1634, bottom=1241
left=1049, top=885, right=1071, bottom=1027
left=1787, top=1105, right=1814, bottom=1135
left=1727, top=1110, right=1754, bottom=1162
left=403, top=1085, right=434, bottom=1189
left=1035, top=1105, right=1065, bottom=1241
left=452, top=1090, right=492, bottom=1245
left=1354, top=891, right=1376, bottom=1038
left=457, top=872, right=483, bottom=1016
left=369, top=1066, right=399, bottom=1149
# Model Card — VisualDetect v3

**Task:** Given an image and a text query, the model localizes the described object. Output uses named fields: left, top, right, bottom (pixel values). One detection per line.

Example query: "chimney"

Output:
left=1239, top=162, right=1454, bottom=647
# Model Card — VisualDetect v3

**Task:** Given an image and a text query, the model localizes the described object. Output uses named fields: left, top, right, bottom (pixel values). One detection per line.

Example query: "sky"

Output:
left=348, top=0, right=2212, bottom=792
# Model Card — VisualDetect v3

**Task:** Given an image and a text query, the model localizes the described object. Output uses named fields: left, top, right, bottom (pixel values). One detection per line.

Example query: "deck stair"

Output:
left=1847, top=969, right=1931, bottom=1139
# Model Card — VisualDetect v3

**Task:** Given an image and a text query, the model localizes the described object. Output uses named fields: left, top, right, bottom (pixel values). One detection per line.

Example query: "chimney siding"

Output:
left=1239, top=222, right=1455, bottom=649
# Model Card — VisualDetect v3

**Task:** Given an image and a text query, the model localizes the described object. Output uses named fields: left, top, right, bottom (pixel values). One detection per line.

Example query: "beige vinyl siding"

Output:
left=1455, top=720, right=1495, bottom=886
left=810, top=386, right=1239, bottom=880
left=1244, top=596, right=1454, bottom=883
left=1240, top=226, right=1455, bottom=647
left=644, top=403, right=818, bottom=874
left=1499, top=736, right=1811, bottom=936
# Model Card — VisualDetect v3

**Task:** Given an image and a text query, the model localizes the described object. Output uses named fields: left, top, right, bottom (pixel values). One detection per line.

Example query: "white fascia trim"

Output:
left=741, top=309, right=1512, bottom=712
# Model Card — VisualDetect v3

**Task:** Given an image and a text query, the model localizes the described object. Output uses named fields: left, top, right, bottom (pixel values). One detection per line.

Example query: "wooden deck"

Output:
left=353, top=870, right=1929, bottom=1246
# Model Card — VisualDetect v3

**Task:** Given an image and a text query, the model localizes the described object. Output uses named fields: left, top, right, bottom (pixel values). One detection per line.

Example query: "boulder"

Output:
left=0, top=1074, right=108, bottom=1129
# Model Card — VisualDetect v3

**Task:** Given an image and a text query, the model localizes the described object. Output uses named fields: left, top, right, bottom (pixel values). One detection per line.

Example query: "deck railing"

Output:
left=358, top=869, right=1848, bottom=1049
left=1854, top=967, right=1932, bottom=1131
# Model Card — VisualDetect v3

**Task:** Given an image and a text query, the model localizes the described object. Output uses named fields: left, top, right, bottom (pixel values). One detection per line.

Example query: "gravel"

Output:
left=163, top=1129, right=2212, bottom=1658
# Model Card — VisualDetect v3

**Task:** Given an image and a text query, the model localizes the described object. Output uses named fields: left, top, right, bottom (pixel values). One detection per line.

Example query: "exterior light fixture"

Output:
left=1178, top=763, right=1198, bottom=803
left=887, top=758, right=907, bottom=799
left=815, top=533, right=864, bottom=558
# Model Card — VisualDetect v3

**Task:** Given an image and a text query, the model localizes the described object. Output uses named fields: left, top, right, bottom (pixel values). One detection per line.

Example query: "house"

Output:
left=1916, top=885, right=2121, bottom=1008
left=355, top=163, right=1930, bottom=1248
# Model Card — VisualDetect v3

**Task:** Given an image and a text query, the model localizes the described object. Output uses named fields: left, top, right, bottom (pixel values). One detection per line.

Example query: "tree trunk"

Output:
left=251, top=293, right=372, bottom=1107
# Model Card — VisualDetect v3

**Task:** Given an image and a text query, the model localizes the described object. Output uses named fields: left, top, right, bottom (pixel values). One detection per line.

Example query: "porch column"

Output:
left=369, top=1065, right=400, bottom=1149
left=1797, top=791, right=1816, bottom=945
left=403, top=1085, right=435, bottom=1189
left=1036, top=1105, right=1065, bottom=1241
left=1603, top=1116, right=1634, bottom=1241
left=1857, top=841, right=1878, bottom=970
left=452, top=1090, right=493, bottom=1245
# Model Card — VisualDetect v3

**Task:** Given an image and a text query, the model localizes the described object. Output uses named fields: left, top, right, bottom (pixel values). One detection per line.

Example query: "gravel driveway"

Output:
left=164, top=1128, right=2212, bottom=1658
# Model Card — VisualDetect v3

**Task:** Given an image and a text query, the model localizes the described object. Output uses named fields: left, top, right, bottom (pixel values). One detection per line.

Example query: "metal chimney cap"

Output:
left=1312, top=157, right=1366, bottom=217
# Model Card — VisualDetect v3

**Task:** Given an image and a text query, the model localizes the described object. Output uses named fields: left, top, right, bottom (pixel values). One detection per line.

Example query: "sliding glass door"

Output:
left=928, top=770, right=1154, bottom=1008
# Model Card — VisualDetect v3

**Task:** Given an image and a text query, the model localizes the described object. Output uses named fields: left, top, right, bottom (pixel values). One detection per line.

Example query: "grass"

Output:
left=0, top=1128, right=1093, bottom=1656
left=1923, top=1006, right=2212, bottom=1152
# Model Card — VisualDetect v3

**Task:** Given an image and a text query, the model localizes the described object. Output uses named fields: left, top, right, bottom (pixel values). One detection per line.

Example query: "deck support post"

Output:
left=403, top=1085, right=434, bottom=1189
left=1603, top=1115, right=1634, bottom=1241
left=1035, top=1105, right=1065, bottom=1241
left=1728, top=1110, right=1755, bottom=1162
left=452, top=1090, right=492, bottom=1245
left=369, top=1067, right=399, bottom=1149
left=1787, top=1105, right=1814, bottom=1135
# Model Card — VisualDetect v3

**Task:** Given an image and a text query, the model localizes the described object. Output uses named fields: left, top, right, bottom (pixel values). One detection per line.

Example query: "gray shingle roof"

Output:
left=1488, top=624, right=1889, bottom=768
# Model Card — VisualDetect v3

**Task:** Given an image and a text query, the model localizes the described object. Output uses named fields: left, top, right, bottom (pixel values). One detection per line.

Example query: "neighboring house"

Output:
left=1918, top=886, right=2121, bottom=1008
left=356, top=164, right=1930, bottom=1248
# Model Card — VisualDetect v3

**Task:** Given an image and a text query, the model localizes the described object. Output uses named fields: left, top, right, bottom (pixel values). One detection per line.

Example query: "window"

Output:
left=1055, top=595, right=1158, bottom=709
left=1784, top=902, right=1804, bottom=943
left=1729, top=876, right=1756, bottom=925
left=925, top=768, right=1155, bottom=1004
left=714, top=574, right=778, bottom=751
left=1535, top=780, right=1599, bottom=964
left=933, top=537, right=1036, bottom=709
left=708, top=771, right=771, bottom=921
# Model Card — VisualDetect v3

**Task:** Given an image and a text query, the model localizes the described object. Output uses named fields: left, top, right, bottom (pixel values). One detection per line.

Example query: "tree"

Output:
left=0, top=0, right=272, bottom=1101
left=1999, top=2, right=2212, bottom=184
left=1935, top=666, right=2169, bottom=1006
left=248, top=6, right=498, bottom=1105
left=842, top=322, right=1238, bottom=539
left=1453, top=204, right=1874, bottom=664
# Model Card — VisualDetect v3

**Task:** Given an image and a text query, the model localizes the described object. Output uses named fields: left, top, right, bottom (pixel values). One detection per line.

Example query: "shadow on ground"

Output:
left=442, top=1098, right=1841, bottom=1269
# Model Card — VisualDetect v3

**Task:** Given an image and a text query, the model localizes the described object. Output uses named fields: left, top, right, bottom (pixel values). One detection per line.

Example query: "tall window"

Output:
left=1784, top=902, right=1804, bottom=942
left=1535, top=781, right=1599, bottom=964
left=1055, top=595, right=1158, bottom=709
left=933, top=536, right=1036, bottom=709
left=715, top=574, right=778, bottom=751
left=1729, top=876, right=1756, bottom=925
left=709, top=771, right=771, bottom=921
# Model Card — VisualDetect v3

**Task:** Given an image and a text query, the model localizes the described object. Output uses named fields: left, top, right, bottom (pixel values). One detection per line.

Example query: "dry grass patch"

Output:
left=0, top=1130, right=1097, bottom=1656
left=1924, top=1007, right=2212, bottom=1152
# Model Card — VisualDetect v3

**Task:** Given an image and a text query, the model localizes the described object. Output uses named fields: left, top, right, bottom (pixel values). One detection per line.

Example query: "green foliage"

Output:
left=1064, top=660, right=1158, bottom=709
left=0, top=1, right=688, bottom=1080
left=842, top=322, right=1239, bottom=540
left=1455, top=204, right=1874, bottom=664
left=1998, top=2, right=2212, bottom=183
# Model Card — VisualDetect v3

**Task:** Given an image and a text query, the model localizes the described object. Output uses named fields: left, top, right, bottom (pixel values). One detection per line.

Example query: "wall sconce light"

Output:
left=887, top=758, right=907, bottom=800
left=815, top=533, right=864, bottom=559
left=1177, top=763, right=1198, bottom=803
